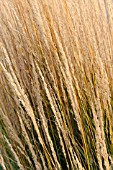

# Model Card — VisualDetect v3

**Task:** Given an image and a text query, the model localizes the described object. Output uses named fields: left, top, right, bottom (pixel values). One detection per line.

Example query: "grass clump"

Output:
left=0, top=0, right=113, bottom=169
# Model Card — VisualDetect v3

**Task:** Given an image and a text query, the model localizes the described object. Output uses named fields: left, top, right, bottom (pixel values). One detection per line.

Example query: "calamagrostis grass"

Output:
left=0, top=0, right=113, bottom=170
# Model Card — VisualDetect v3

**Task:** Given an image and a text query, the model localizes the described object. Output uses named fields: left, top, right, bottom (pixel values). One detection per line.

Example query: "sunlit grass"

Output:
left=0, top=0, right=113, bottom=169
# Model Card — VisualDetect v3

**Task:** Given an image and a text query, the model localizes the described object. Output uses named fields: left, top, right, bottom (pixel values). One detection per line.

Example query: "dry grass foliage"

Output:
left=0, top=0, right=113, bottom=169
